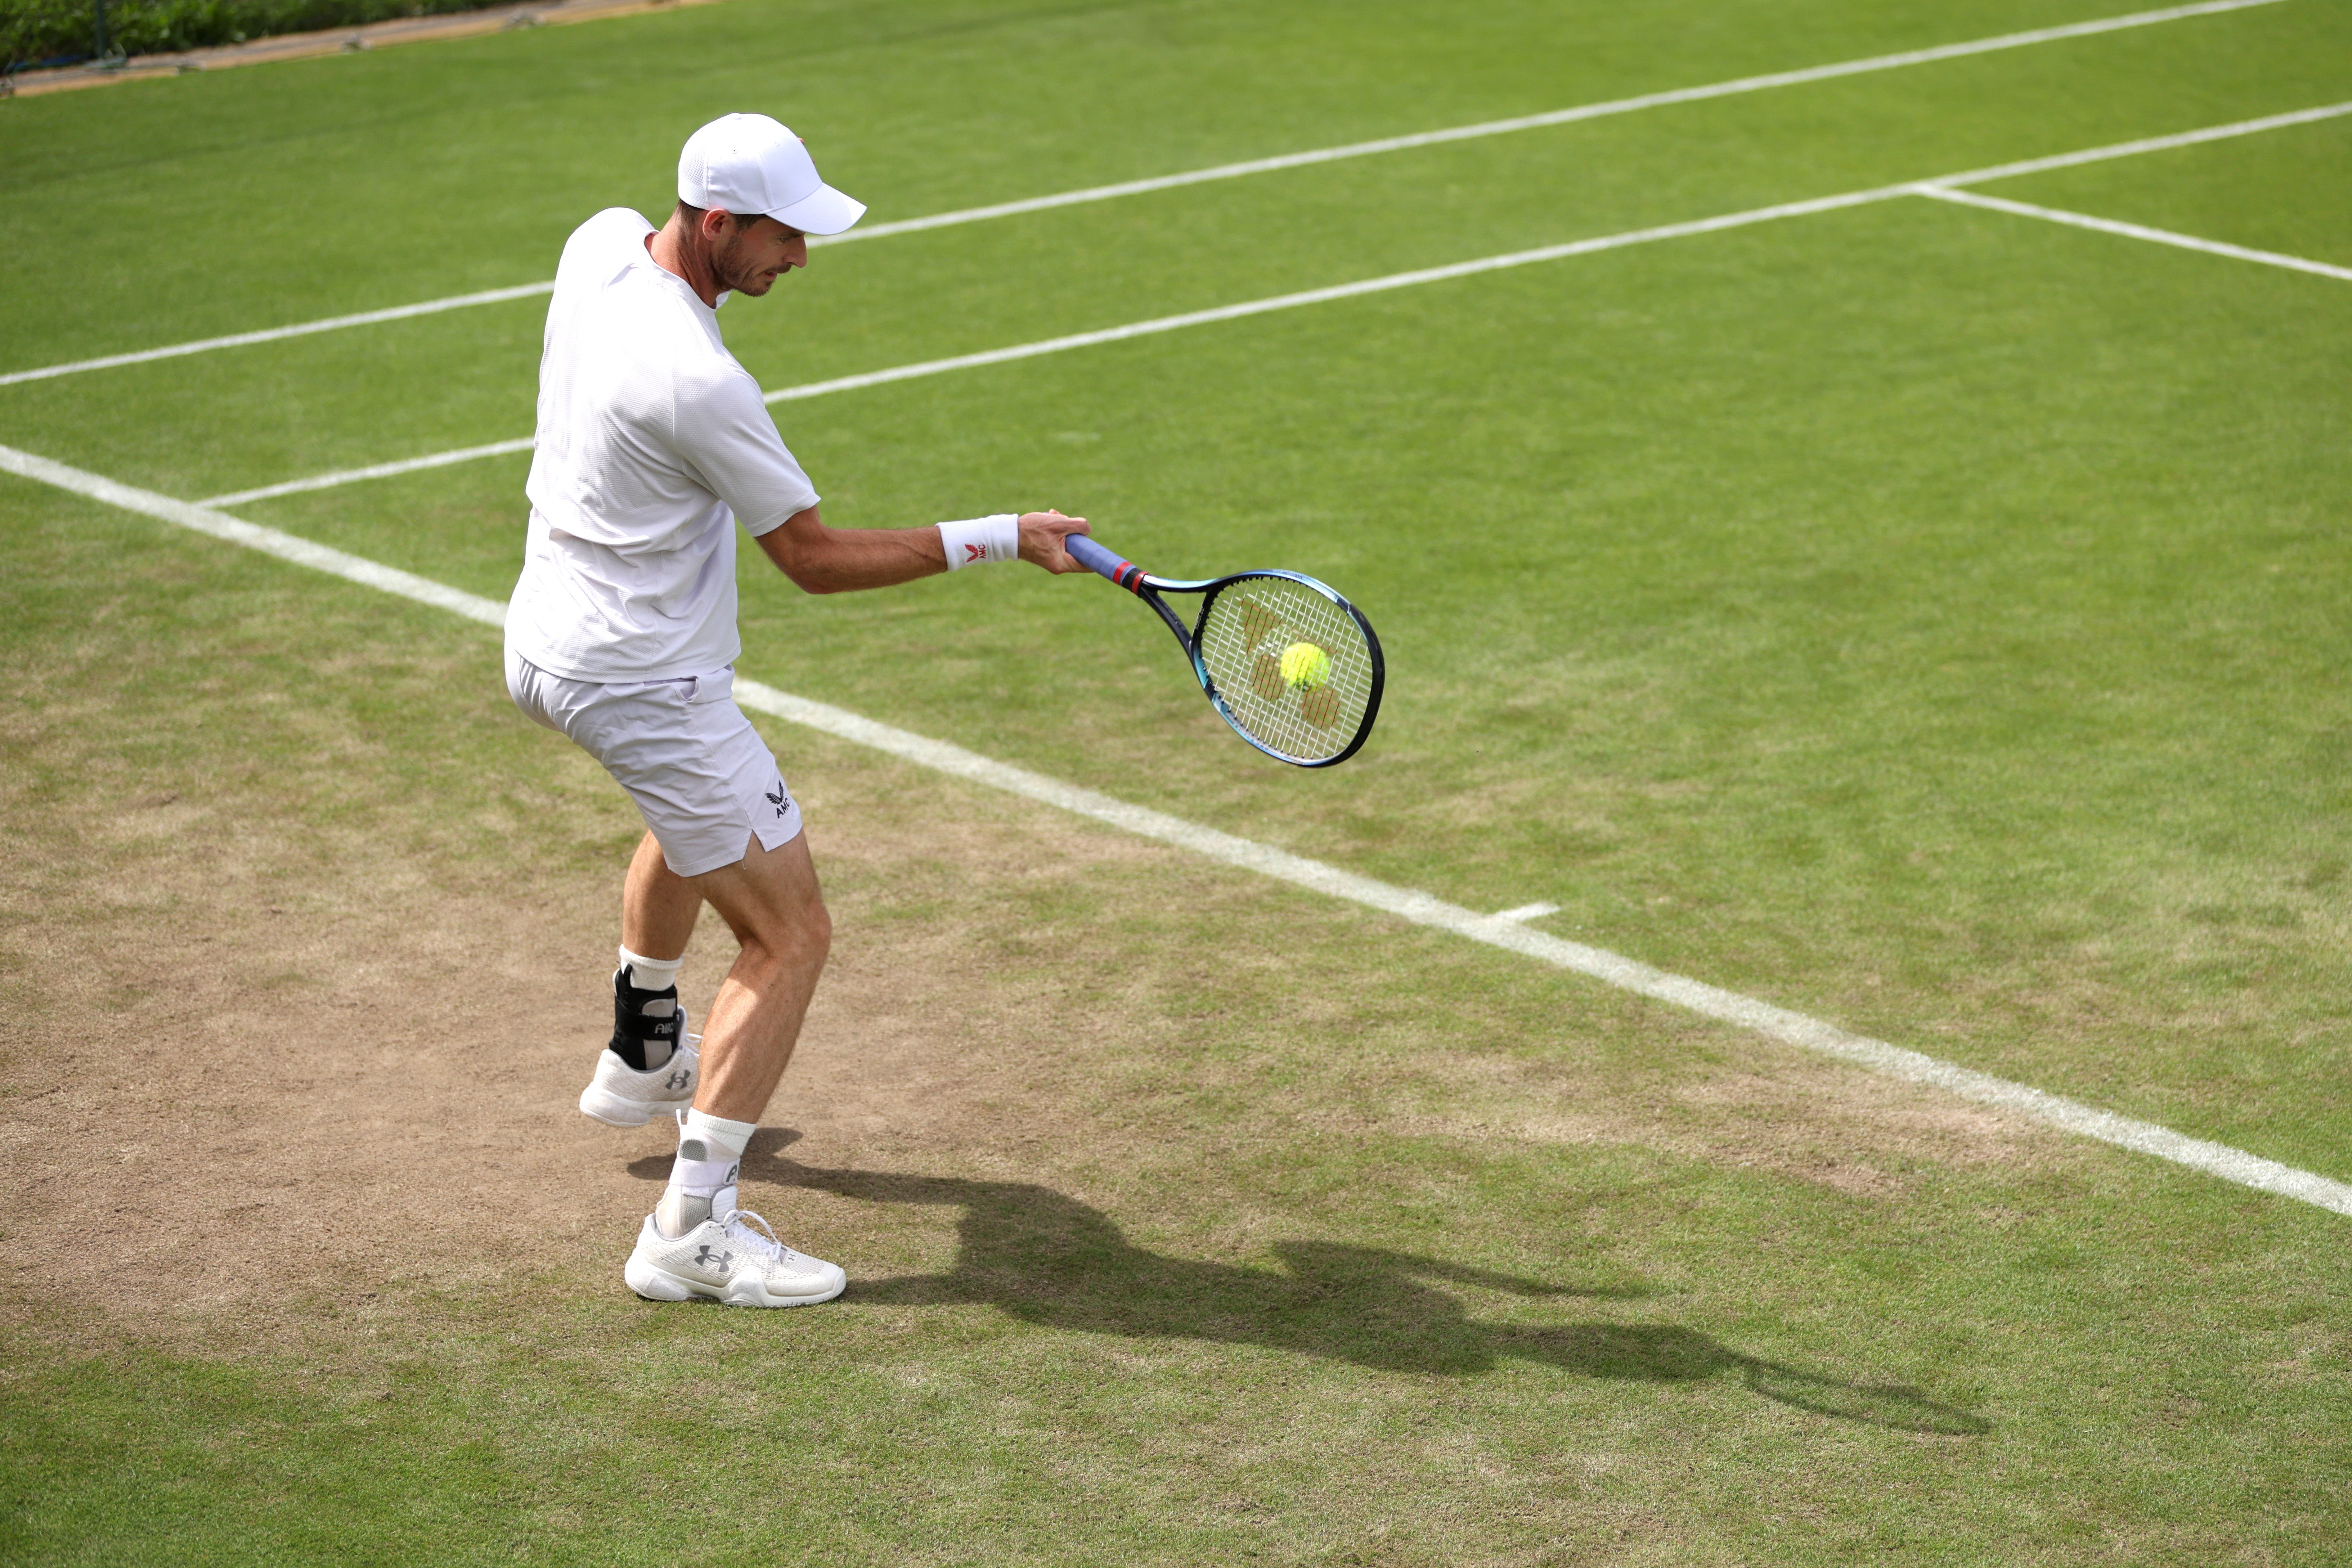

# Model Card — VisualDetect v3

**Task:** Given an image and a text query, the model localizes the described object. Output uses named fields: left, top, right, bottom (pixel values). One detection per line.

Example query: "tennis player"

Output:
left=504, top=112, right=1088, bottom=1308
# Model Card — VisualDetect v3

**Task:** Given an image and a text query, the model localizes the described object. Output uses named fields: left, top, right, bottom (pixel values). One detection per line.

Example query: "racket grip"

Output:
left=1064, top=532, right=1146, bottom=593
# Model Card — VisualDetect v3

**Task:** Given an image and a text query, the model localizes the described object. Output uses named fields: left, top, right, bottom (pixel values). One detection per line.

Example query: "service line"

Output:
left=0, top=284, right=559, bottom=391
left=6, top=436, right=2349, bottom=1219
left=0, top=0, right=2290, bottom=391
left=1914, top=185, right=2352, bottom=280
left=205, top=438, right=537, bottom=508
left=197, top=100, right=2352, bottom=509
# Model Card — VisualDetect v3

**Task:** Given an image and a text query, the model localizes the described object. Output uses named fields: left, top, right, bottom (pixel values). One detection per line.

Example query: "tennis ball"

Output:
left=1280, top=642, right=1332, bottom=691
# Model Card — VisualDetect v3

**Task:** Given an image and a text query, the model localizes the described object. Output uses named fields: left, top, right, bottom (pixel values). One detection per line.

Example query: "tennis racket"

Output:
left=1065, top=533, right=1384, bottom=768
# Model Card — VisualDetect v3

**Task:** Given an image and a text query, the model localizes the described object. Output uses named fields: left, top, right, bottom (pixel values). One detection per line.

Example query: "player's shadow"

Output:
left=714, top=1133, right=1986, bottom=1435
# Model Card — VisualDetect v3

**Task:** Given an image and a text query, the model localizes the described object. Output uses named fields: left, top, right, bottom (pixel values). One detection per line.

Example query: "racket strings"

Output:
left=1197, top=579, right=1375, bottom=763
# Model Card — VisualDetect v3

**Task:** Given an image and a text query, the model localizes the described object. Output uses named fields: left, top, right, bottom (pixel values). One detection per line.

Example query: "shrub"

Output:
left=5, top=0, right=505, bottom=74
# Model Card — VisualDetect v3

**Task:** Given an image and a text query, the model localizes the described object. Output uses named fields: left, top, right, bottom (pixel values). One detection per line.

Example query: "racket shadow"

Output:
left=751, top=1148, right=1987, bottom=1434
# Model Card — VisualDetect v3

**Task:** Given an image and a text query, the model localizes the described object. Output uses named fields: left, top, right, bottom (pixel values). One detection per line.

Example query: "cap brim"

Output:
left=771, top=183, right=865, bottom=236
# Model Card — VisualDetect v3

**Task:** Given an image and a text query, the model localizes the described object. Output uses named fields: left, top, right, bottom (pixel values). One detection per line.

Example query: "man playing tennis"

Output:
left=504, top=112, right=1087, bottom=1307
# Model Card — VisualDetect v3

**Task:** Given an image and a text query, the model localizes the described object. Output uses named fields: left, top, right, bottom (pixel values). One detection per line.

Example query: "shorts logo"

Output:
left=765, top=783, right=790, bottom=819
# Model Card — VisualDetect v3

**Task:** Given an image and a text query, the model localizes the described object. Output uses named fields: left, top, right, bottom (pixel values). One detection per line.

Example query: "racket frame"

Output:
left=1074, top=540, right=1385, bottom=768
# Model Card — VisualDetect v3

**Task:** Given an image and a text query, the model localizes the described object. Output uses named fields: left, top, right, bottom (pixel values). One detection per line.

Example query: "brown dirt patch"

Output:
left=0, top=712, right=2080, bottom=1353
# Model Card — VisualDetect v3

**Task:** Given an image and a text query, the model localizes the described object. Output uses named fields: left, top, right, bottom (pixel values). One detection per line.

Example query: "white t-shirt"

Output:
left=506, top=207, right=820, bottom=683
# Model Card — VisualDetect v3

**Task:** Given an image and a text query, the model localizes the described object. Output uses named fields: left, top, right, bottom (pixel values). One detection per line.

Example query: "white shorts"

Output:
left=506, top=649, right=804, bottom=878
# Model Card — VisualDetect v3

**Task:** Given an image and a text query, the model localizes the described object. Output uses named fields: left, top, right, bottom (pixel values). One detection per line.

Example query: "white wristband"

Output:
left=938, top=513, right=1021, bottom=570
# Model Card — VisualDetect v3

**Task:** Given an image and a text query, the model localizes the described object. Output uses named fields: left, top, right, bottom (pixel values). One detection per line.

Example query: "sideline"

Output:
left=195, top=100, right=2352, bottom=510
left=0, top=0, right=2288, bottom=389
left=6, top=437, right=2349, bottom=1219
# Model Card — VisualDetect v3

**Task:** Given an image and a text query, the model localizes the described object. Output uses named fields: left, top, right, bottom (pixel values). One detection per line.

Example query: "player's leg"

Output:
left=680, top=827, right=831, bottom=1122
left=508, top=651, right=710, bottom=1126
left=580, top=831, right=706, bottom=1125
left=627, top=829, right=844, bottom=1308
left=509, top=651, right=842, bottom=1305
left=601, top=827, right=704, bottom=1074
left=622, top=827, right=704, bottom=959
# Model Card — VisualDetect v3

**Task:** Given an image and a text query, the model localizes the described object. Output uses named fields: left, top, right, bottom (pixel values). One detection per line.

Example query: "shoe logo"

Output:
left=694, top=1245, right=736, bottom=1271
left=764, top=782, right=790, bottom=818
left=664, top=1068, right=691, bottom=1091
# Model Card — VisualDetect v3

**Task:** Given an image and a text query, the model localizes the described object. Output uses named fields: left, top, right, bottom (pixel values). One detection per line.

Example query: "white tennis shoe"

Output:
left=580, top=964, right=699, bottom=1125
left=577, top=1040, right=700, bottom=1126
left=624, top=1205, right=847, bottom=1308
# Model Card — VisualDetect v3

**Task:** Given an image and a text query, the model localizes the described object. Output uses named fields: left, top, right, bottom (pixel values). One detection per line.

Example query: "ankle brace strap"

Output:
left=612, top=977, right=684, bottom=1056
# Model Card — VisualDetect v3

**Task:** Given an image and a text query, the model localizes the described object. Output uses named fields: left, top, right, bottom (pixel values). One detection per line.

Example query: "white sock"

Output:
left=656, top=1111, right=758, bottom=1238
left=677, top=1110, right=755, bottom=1162
left=618, top=945, right=684, bottom=993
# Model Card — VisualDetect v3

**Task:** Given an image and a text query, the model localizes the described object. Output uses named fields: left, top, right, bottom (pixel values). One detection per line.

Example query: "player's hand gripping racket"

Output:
left=1065, top=534, right=1384, bottom=767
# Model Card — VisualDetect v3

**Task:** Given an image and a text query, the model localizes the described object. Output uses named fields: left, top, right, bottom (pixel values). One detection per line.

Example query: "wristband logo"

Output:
left=965, top=543, right=988, bottom=563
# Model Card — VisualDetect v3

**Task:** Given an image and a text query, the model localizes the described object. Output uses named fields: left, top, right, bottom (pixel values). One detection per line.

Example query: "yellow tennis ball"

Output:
left=1280, top=642, right=1332, bottom=691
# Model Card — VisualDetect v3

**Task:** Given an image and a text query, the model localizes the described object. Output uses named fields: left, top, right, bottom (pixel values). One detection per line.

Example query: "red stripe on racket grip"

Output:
left=1063, top=532, right=1149, bottom=595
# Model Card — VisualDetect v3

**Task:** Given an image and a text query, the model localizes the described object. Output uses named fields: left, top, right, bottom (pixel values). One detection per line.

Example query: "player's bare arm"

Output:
left=754, top=505, right=1091, bottom=593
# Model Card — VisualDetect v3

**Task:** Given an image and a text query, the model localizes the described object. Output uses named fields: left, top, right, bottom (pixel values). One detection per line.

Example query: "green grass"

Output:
left=0, top=505, right=2345, bottom=1561
left=4, top=0, right=2351, bottom=1560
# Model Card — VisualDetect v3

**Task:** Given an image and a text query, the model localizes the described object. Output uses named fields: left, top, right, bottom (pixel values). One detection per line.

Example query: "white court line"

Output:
left=203, top=101, right=2352, bottom=507
left=1494, top=902, right=1564, bottom=923
left=196, top=185, right=1898, bottom=503
left=203, top=437, right=537, bottom=508
left=0, top=444, right=507, bottom=625
left=809, top=0, right=2289, bottom=241
left=198, top=184, right=1903, bottom=503
left=1927, top=99, right=2352, bottom=185
left=7, top=436, right=2349, bottom=1218
left=1914, top=185, right=2352, bottom=280
left=0, top=284, right=558, bottom=391
left=0, top=0, right=2289, bottom=391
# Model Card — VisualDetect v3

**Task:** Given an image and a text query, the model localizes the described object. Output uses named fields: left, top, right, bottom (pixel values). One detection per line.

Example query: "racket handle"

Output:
left=1064, top=532, right=1147, bottom=593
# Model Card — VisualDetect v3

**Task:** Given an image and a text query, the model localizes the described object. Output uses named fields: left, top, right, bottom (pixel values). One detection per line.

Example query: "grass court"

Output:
left=2, top=0, right=2349, bottom=1560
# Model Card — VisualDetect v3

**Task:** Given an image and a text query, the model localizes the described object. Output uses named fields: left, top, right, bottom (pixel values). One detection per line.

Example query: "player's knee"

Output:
left=743, top=896, right=829, bottom=970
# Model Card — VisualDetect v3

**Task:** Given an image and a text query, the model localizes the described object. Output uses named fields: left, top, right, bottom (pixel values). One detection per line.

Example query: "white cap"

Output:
left=677, top=113, right=866, bottom=236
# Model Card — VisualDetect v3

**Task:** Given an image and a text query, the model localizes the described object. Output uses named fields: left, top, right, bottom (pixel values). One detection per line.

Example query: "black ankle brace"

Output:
left=611, top=973, right=683, bottom=1072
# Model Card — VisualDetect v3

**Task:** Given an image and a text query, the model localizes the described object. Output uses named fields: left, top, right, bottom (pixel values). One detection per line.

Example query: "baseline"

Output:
left=0, top=0, right=2287, bottom=390
left=7, top=438, right=2348, bottom=1220
left=199, top=100, right=2352, bottom=508
left=1914, top=186, right=2352, bottom=280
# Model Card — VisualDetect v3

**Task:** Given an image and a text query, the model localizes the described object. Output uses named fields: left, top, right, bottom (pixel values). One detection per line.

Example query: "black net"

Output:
left=1196, top=576, right=1376, bottom=763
